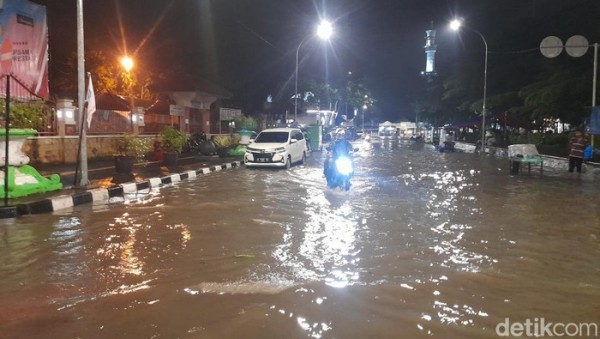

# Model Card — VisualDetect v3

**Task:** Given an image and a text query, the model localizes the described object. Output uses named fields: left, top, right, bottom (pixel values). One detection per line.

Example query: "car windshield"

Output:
left=254, top=132, right=289, bottom=143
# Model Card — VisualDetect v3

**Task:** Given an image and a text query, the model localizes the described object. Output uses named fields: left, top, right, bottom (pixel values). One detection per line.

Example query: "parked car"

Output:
left=244, top=128, right=307, bottom=169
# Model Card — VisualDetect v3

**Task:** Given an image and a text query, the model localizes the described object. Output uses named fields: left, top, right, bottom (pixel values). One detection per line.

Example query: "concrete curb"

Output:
left=9, top=161, right=243, bottom=217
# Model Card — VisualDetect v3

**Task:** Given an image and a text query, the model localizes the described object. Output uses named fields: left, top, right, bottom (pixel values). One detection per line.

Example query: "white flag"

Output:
left=86, top=74, right=96, bottom=128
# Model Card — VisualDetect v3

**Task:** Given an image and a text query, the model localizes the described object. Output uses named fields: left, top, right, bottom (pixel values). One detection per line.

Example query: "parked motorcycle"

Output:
left=183, top=132, right=219, bottom=155
left=184, top=132, right=207, bottom=153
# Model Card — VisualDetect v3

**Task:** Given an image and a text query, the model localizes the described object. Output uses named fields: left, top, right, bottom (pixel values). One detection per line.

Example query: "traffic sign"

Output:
left=565, top=35, right=589, bottom=58
left=540, top=36, right=563, bottom=58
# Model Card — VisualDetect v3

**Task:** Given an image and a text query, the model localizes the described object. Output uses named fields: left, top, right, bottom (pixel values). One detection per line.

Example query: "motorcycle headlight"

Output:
left=335, top=157, right=353, bottom=176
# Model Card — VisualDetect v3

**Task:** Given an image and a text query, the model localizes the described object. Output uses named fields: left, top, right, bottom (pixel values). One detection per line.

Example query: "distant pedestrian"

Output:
left=568, top=131, right=586, bottom=173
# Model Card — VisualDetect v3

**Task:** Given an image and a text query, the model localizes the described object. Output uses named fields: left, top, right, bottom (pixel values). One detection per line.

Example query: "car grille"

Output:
left=251, top=151, right=275, bottom=162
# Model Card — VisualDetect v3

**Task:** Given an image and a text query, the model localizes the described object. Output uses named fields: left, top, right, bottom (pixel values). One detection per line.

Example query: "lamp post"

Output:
left=362, top=104, right=367, bottom=130
left=294, top=20, right=333, bottom=124
left=362, top=94, right=369, bottom=130
left=450, top=19, right=488, bottom=151
left=121, top=56, right=136, bottom=133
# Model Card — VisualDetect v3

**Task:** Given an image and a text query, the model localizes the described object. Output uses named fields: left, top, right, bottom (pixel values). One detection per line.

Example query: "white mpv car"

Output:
left=244, top=128, right=307, bottom=169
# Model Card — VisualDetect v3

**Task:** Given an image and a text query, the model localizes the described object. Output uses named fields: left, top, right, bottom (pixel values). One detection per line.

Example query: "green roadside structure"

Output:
left=1, top=128, right=63, bottom=199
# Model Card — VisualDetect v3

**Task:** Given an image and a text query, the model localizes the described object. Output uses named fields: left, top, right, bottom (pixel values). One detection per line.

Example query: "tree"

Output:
left=51, top=49, right=157, bottom=101
left=305, top=80, right=340, bottom=111
left=519, top=67, right=590, bottom=126
left=233, top=115, right=257, bottom=131
left=296, top=76, right=376, bottom=124
left=339, top=79, right=373, bottom=120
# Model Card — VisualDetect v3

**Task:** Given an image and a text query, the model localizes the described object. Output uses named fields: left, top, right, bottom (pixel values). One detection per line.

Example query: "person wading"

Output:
left=568, top=131, right=586, bottom=174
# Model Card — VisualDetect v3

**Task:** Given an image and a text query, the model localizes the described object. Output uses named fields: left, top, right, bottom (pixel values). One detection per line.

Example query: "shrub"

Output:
left=159, top=126, right=189, bottom=153
left=234, top=115, right=257, bottom=132
left=212, top=135, right=234, bottom=149
left=116, top=134, right=151, bottom=163
left=0, top=99, right=46, bottom=130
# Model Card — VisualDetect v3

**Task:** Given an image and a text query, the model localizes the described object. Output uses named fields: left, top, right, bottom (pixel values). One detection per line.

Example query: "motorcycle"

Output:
left=324, top=153, right=354, bottom=191
left=183, top=132, right=208, bottom=154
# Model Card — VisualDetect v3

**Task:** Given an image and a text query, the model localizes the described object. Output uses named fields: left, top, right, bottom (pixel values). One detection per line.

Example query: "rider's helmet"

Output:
left=335, top=128, right=346, bottom=140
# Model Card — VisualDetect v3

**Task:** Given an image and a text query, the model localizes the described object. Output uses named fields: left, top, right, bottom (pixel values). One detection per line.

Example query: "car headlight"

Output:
left=273, top=147, right=286, bottom=153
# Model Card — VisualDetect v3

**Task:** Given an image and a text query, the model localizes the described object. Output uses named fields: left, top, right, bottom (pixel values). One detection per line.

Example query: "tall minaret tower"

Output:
left=421, top=21, right=438, bottom=80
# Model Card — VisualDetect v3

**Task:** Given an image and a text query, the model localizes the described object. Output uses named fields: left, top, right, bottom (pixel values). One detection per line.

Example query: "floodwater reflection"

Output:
left=1, top=143, right=599, bottom=338
left=292, top=189, right=360, bottom=287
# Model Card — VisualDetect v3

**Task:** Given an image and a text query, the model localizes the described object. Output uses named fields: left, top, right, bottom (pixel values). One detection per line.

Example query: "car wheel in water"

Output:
left=285, top=155, right=291, bottom=169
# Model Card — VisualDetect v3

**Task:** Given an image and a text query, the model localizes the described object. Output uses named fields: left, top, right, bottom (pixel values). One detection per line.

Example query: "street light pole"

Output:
left=475, top=29, right=489, bottom=152
left=293, top=20, right=333, bottom=126
left=362, top=105, right=366, bottom=130
left=451, top=20, right=488, bottom=151
left=362, top=94, right=369, bottom=131
left=121, top=56, right=135, bottom=133
left=76, top=0, right=89, bottom=186
left=294, top=39, right=307, bottom=125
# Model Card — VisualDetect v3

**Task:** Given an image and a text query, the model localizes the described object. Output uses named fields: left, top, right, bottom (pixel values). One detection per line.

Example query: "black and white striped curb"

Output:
left=4, top=161, right=242, bottom=217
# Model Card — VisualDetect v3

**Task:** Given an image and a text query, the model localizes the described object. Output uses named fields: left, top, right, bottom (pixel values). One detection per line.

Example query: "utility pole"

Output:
left=76, top=0, right=89, bottom=186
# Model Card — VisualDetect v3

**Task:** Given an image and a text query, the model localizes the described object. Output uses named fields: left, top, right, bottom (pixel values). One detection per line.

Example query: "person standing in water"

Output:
left=568, top=131, right=586, bottom=174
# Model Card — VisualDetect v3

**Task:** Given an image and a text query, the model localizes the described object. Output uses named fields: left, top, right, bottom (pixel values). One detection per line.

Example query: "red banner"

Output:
left=0, top=0, right=49, bottom=99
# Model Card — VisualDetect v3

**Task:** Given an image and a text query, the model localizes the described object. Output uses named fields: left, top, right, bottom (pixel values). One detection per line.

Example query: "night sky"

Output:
left=32, top=0, right=600, bottom=121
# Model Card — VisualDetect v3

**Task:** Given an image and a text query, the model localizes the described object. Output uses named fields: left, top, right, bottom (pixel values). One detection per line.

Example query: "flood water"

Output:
left=1, top=139, right=599, bottom=338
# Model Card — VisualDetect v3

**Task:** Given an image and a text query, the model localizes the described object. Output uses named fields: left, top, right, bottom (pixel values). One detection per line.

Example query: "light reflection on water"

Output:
left=1, top=142, right=599, bottom=338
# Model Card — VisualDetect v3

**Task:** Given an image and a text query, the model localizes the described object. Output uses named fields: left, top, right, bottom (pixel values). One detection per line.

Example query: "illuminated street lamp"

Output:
left=121, top=55, right=136, bottom=132
left=294, top=20, right=333, bottom=124
left=121, top=56, right=134, bottom=72
left=450, top=19, right=488, bottom=150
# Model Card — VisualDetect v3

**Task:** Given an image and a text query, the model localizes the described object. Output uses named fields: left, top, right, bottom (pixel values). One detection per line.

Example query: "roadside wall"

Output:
left=22, top=135, right=158, bottom=165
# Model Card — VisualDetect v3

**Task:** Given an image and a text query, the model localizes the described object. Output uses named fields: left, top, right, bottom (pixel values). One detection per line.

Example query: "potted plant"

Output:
left=114, top=134, right=151, bottom=173
left=159, top=126, right=189, bottom=166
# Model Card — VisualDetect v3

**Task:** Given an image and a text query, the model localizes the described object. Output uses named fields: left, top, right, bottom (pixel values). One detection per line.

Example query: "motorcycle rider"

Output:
left=324, top=128, right=353, bottom=177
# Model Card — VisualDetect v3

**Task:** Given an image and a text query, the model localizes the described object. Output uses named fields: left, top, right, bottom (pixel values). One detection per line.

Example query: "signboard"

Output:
left=219, top=107, right=242, bottom=121
left=169, top=104, right=184, bottom=116
left=0, top=0, right=49, bottom=98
